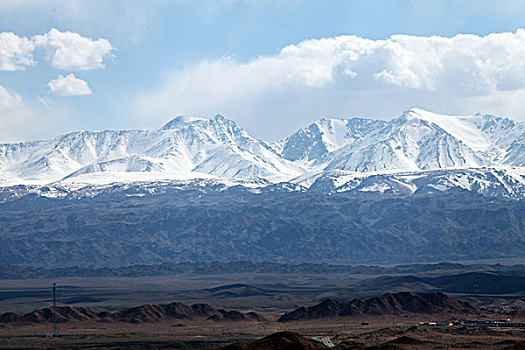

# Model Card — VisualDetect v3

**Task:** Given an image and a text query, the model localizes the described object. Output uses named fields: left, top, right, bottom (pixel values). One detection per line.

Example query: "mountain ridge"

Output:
left=277, top=292, right=476, bottom=321
left=1, top=109, right=523, bottom=267
left=0, top=301, right=266, bottom=324
left=0, top=189, right=523, bottom=267
left=1, top=108, right=524, bottom=198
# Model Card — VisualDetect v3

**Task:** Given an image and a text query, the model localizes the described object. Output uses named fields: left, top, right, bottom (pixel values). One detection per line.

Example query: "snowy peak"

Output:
left=0, top=114, right=300, bottom=185
left=160, top=114, right=253, bottom=147
left=281, top=117, right=386, bottom=161
left=160, top=116, right=208, bottom=130
left=400, top=108, right=524, bottom=150
left=322, top=109, right=512, bottom=173
left=402, top=108, right=525, bottom=167
left=399, top=108, right=492, bottom=152
left=0, top=109, right=523, bottom=192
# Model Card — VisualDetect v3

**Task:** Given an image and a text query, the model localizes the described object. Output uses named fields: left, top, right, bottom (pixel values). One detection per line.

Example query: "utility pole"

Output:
left=53, top=282, right=57, bottom=337
left=473, top=283, right=480, bottom=324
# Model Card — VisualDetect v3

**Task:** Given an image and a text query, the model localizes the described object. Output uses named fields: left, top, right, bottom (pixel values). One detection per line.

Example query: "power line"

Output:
left=53, top=282, right=57, bottom=337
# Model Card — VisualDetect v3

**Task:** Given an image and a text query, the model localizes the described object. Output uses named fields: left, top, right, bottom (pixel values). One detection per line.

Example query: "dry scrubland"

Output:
left=1, top=267, right=525, bottom=349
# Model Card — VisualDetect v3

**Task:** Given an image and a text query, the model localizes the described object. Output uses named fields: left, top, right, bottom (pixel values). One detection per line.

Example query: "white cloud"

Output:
left=0, top=28, right=114, bottom=71
left=34, top=28, right=113, bottom=70
left=135, top=30, right=525, bottom=139
left=0, top=32, right=35, bottom=71
left=0, top=85, right=42, bottom=142
left=0, top=84, right=83, bottom=142
left=48, top=73, right=93, bottom=97
left=0, top=85, right=23, bottom=110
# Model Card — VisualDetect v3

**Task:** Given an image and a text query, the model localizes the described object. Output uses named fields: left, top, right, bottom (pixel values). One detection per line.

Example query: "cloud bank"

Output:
left=34, top=28, right=113, bottom=70
left=48, top=74, right=93, bottom=97
left=136, top=30, right=525, bottom=139
left=0, top=28, right=113, bottom=71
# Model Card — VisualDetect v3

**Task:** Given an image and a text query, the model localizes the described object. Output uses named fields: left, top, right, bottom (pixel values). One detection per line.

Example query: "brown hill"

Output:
left=0, top=312, right=21, bottom=322
left=214, top=331, right=328, bottom=350
left=0, top=302, right=265, bottom=324
left=502, top=342, right=525, bottom=350
left=278, top=292, right=476, bottom=322
left=108, top=302, right=215, bottom=323
left=1, top=306, right=102, bottom=323
left=207, top=310, right=268, bottom=322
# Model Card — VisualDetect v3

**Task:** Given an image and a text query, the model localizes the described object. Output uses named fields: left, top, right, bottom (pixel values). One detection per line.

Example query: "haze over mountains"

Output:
left=0, top=108, right=524, bottom=198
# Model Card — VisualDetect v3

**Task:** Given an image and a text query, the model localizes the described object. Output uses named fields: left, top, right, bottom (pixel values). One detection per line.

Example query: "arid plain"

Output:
left=1, top=262, right=525, bottom=349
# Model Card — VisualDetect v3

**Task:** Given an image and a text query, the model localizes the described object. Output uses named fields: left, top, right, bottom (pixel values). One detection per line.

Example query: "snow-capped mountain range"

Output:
left=1, top=108, right=524, bottom=198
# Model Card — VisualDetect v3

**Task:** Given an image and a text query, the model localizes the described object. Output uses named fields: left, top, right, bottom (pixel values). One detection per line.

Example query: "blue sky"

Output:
left=1, top=0, right=525, bottom=142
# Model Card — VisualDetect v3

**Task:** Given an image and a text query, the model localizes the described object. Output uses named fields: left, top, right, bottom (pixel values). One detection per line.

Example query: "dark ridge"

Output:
left=7, top=306, right=100, bottom=323
left=1, top=261, right=524, bottom=279
left=0, top=190, right=524, bottom=267
left=0, top=312, right=20, bottom=322
left=214, top=331, right=328, bottom=350
left=278, top=292, right=476, bottom=322
left=386, top=336, right=427, bottom=345
left=502, top=344, right=525, bottom=350
left=0, top=301, right=265, bottom=324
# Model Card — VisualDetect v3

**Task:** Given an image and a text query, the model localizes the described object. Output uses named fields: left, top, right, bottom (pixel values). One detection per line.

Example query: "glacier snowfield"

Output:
left=0, top=108, right=524, bottom=199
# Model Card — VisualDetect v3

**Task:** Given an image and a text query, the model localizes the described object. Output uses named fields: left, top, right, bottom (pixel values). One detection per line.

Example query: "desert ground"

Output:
left=1, top=265, right=525, bottom=349
left=1, top=313, right=525, bottom=349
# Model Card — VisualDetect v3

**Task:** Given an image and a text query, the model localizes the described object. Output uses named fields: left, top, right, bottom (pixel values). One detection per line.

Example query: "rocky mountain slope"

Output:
left=0, top=187, right=523, bottom=267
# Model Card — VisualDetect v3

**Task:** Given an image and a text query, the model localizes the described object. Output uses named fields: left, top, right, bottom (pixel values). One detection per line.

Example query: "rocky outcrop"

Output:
left=278, top=292, right=475, bottom=321
left=0, top=302, right=266, bottom=324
